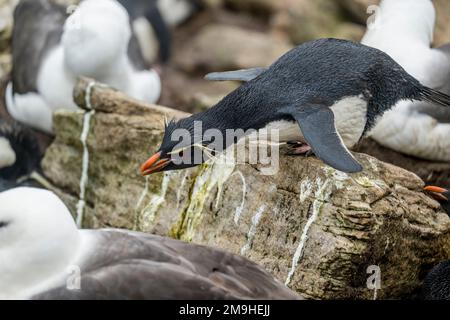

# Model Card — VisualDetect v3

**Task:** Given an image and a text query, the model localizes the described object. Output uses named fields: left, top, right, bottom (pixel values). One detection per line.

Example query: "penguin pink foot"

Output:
left=287, top=142, right=313, bottom=156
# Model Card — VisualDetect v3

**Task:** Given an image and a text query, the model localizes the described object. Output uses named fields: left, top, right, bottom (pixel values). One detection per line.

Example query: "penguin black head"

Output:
left=424, top=186, right=450, bottom=217
left=140, top=117, right=212, bottom=175
left=0, top=120, right=41, bottom=181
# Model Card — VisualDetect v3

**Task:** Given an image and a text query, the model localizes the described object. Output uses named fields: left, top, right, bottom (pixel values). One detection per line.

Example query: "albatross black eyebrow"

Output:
left=0, top=221, right=10, bottom=228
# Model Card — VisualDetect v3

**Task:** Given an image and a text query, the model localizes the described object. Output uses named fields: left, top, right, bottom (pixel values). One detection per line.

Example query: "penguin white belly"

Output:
left=258, top=96, right=367, bottom=148
left=330, top=96, right=367, bottom=148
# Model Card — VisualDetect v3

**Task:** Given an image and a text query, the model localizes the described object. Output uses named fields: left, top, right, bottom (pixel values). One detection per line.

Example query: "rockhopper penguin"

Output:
left=140, top=38, right=450, bottom=175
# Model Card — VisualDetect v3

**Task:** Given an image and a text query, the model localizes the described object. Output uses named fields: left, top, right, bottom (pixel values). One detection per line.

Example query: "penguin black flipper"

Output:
left=287, top=105, right=363, bottom=173
left=205, top=67, right=268, bottom=82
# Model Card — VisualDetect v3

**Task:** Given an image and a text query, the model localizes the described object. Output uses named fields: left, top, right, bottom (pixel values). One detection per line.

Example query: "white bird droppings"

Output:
left=285, top=177, right=332, bottom=286
left=240, top=205, right=266, bottom=255
left=140, top=171, right=172, bottom=231
left=299, top=179, right=312, bottom=203
left=232, top=170, right=247, bottom=224
left=75, top=81, right=96, bottom=228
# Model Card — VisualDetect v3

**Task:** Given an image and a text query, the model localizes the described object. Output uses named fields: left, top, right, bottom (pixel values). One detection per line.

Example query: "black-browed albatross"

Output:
left=5, top=0, right=161, bottom=134
left=361, top=0, right=450, bottom=161
left=0, top=187, right=300, bottom=300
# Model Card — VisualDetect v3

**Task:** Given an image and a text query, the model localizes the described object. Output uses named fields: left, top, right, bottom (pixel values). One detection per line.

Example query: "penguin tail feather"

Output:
left=420, top=86, right=450, bottom=107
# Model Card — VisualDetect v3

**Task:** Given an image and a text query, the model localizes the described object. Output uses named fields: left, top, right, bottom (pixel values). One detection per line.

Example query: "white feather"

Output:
left=0, top=188, right=81, bottom=299
left=5, top=82, right=54, bottom=134
left=9, top=0, right=161, bottom=133
left=362, top=0, right=450, bottom=160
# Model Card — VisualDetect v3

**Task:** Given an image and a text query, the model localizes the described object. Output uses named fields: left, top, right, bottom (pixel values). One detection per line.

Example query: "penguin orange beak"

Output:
left=424, top=186, right=449, bottom=202
left=140, top=152, right=171, bottom=176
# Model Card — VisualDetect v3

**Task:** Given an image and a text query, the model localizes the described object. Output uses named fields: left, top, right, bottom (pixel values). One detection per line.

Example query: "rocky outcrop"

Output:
left=42, top=79, right=450, bottom=300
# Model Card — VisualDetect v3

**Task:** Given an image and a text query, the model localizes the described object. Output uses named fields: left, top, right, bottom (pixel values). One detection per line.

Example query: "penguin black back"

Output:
left=199, top=39, right=424, bottom=133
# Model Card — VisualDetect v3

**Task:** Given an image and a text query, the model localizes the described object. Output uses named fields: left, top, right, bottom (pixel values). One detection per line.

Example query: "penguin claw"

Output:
left=287, top=143, right=313, bottom=156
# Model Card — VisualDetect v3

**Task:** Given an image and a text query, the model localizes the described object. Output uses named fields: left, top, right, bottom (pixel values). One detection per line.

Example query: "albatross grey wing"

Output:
left=437, top=43, right=450, bottom=59
left=205, top=67, right=268, bottom=82
left=12, top=0, right=67, bottom=94
left=144, top=3, right=172, bottom=63
left=33, top=262, right=248, bottom=300
left=32, top=230, right=300, bottom=300
left=287, top=105, right=363, bottom=173
left=414, top=103, right=450, bottom=124
left=437, top=43, right=450, bottom=94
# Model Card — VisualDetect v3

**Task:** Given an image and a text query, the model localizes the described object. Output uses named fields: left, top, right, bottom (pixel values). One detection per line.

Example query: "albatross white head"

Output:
left=62, top=0, right=131, bottom=80
left=0, top=188, right=80, bottom=299
left=364, top=0, right=436, bottom=45
left=61, top=0, right=161, bottom=103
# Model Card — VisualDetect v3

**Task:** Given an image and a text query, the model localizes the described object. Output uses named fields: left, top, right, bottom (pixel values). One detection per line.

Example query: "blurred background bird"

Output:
left=5, top=0, right=162, bottom=134
left=0, top=118, right=43, bottom=191
left=118, top=0, right=202, bottom=64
